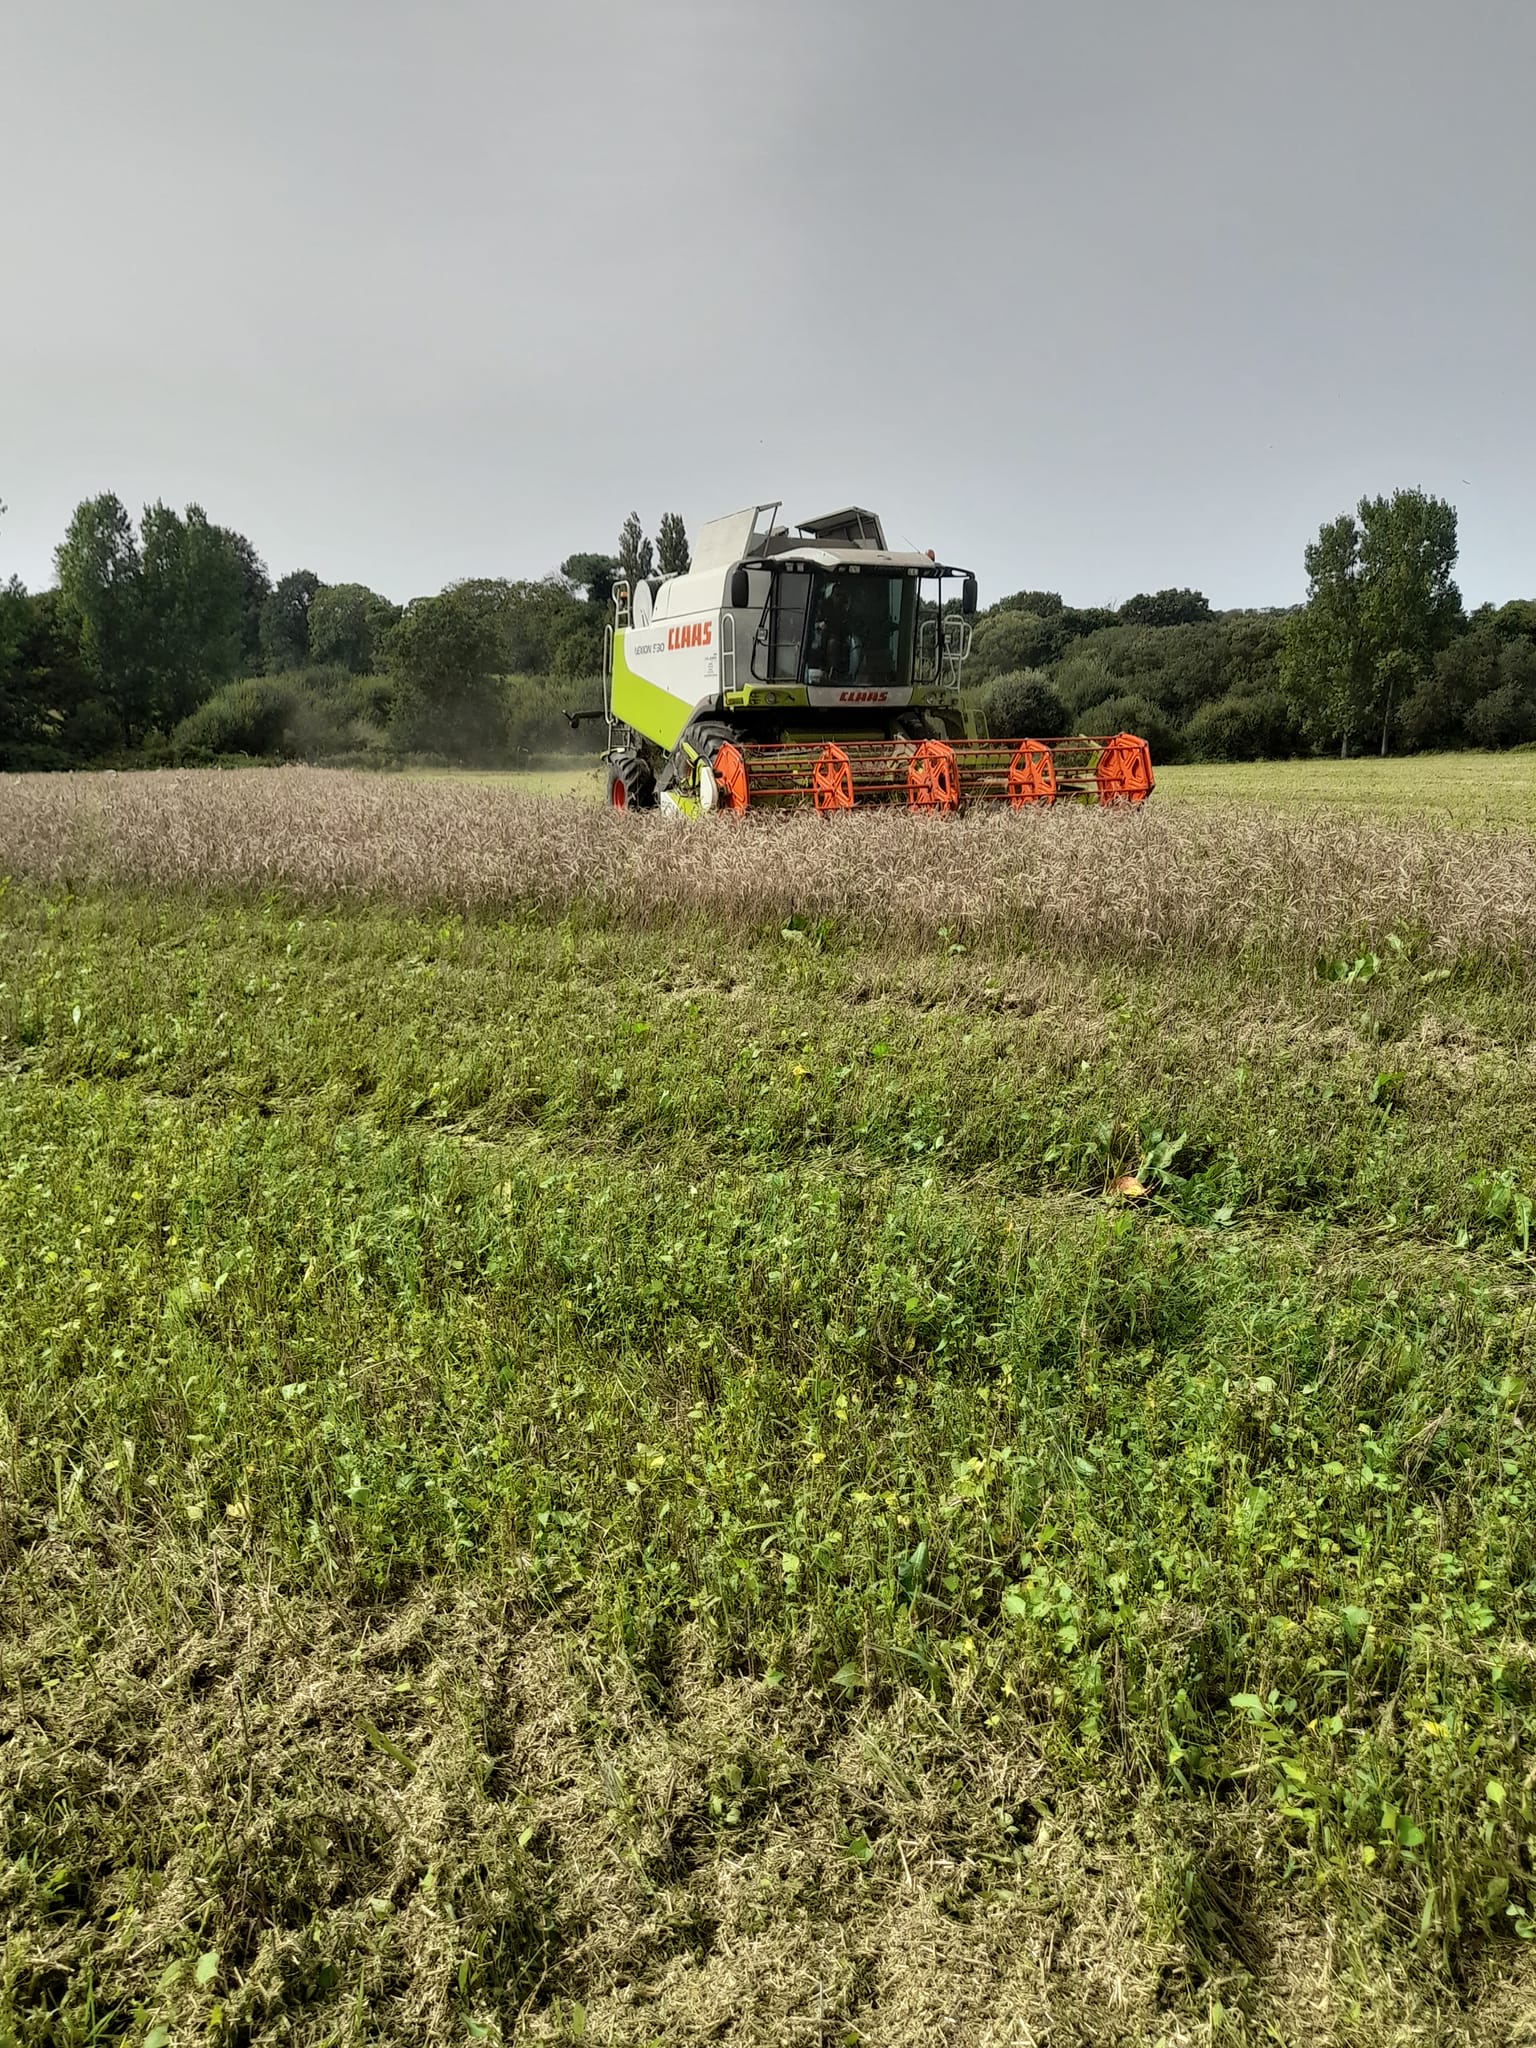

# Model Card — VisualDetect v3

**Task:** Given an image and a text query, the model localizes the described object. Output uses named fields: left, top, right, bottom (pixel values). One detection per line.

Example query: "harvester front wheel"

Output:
left=606, top=754, right=655, bottom=812
left=687, top=719, right=750, bottom=813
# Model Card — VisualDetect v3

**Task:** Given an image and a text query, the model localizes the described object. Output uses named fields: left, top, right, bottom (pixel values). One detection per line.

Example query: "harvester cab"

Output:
left=601, top=503, right=1153, bottom=815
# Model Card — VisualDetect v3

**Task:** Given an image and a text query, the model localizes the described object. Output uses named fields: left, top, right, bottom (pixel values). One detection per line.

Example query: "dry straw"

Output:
left=3, top=766, right=1533, bottom=969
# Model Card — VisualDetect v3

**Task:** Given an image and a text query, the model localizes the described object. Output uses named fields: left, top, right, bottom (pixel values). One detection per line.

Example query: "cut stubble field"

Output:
left=1154, top=751, right=1536, bottom=831
left=3, top=767, right=1536, bottom=2046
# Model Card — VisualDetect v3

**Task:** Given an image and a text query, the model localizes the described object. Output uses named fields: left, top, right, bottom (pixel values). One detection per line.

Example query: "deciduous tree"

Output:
left=388, top=584, right=508, bottom=759
left=617, top=512, right=653, bottom=588
left=498, top=578, right=598, bottom=673
left=1357, top=490, right=1461, bottom=683
left=218, top=527, right=271, bottom=670
left=139, top=502, right=247, bottom=725
left=260, top=570, right=322, bottom=672
left=656, top=513, right=690, bottom=577
left=1118, top=588, right=1212, bottom=628
left=1466, top=643, right=1536, bottom=747
left=0, top=584, right=100, bottom=766
left=1283, top=491, right=1461, bottom=757
left=1281, top=512, right=1373, bottom=756
left=560, top=553, right=620, bottom=607
left=307, top=582, right=400, bottom=673
left=55, top=493, right=148, bottom=746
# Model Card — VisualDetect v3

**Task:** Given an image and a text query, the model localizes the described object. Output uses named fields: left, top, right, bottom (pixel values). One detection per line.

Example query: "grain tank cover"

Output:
left=794, top=507, right=888, bottom=550
left=691, top=504, right=781, bottom=572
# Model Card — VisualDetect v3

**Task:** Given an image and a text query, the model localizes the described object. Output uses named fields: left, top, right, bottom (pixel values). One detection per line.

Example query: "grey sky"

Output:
left=4, top=0, right=1533, bottom=609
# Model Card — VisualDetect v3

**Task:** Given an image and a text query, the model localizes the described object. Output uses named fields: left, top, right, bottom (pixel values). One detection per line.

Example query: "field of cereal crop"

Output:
left=3, top=766, right=1536, bottom=2045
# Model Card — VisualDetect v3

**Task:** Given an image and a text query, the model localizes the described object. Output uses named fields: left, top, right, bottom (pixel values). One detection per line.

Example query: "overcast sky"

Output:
left=3, top=0, right=1533, bottom=609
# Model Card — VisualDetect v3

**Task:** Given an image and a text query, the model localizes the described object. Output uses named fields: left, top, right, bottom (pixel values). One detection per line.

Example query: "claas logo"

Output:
left=665, top=621, right=713, bottom=650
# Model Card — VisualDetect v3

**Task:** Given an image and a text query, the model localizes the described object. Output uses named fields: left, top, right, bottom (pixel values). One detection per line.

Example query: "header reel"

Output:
left=669, top=731, right=1155, bottom=815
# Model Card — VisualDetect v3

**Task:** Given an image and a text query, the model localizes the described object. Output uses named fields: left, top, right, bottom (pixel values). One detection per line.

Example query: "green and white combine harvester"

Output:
left=597, top=502, right=1154, bottom=815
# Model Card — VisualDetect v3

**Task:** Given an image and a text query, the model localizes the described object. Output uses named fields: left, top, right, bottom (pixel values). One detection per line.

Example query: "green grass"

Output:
left=1156, top=751, right=1536, bottom=829
left=3, top=875, right=1536, bottom=2044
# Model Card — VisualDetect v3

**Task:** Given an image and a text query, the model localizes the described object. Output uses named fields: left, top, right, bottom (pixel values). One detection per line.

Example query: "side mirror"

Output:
left=729, top=566, right=751, bottom=610
left=961, top=575, right=978, bottom=620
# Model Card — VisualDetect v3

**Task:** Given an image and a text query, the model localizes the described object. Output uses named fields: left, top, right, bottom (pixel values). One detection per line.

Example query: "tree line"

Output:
left=970, top=489, right=1536, bottom=760
left=0, top=499, right=684, bottom=769
left=3, top=485, right=1533, bottom=770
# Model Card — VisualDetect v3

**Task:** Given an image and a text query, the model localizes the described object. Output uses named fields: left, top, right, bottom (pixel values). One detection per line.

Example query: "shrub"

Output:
left=503, top=673, right=602, bottom=760
left=345, top=672, right=395, bottom=728
left=1184, top=689, right=1301, bottom=761
left=286, top=662, right=358, bottom=699
left=1053, top=645, right=1115, bottom=716
left=1073, top=692, right=1178, bottom=762
left=966, top=609, right=1061, bottom=681
left=173, top=678, right=300, bottom=759
left=283, top=666, right=391, bottom=757
left=980, top=671, right=1068, bottom=738
left=284, top=689, right=359, bottom=759
left=170, top=669, right=392, bottom=763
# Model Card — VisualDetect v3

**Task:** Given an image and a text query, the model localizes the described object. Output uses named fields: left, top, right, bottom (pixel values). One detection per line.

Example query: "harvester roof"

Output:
left=764, top=545, right=969, bottom=575
left=686, top=502, right=969, bottom=581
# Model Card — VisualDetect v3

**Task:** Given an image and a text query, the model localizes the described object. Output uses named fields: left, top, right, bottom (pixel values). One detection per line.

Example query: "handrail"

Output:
left=720, top=611, right=736, bottom=694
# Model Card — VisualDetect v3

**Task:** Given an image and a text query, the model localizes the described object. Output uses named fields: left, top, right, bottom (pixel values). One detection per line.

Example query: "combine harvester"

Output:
left=599, top=503, right=1153, bottom=815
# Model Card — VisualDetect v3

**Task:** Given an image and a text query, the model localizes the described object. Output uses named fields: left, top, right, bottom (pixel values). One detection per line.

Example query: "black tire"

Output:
left=605, top=753, right=655, bottom=811
left=683, top=717, right=748, bottom=812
